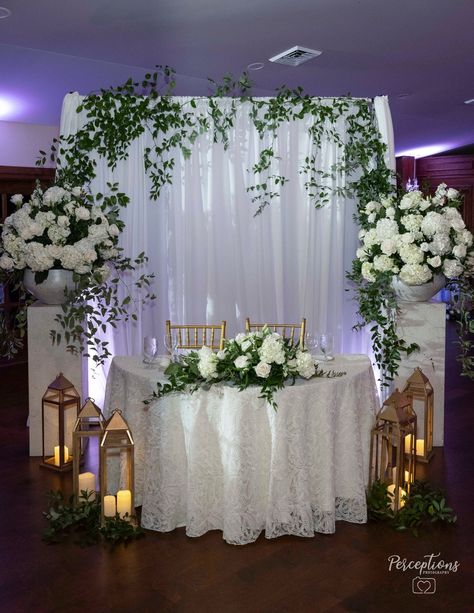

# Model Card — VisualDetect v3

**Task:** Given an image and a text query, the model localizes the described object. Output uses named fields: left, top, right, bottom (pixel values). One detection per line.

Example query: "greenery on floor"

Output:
left=43, top=490, right=144, bottom=546
left=367, top=479, right=457, bottom=536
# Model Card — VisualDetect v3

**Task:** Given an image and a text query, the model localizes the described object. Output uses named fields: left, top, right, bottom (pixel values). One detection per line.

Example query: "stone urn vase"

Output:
left=23, top=269, right=76, bottom=305
left=391, top=274, right=446, bottom=303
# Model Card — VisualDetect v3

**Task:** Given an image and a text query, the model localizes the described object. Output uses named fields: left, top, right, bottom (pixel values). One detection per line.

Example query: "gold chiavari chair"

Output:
left=165, top=320, right=226, bottom=351
left=245, top=318, right=306, bottom=348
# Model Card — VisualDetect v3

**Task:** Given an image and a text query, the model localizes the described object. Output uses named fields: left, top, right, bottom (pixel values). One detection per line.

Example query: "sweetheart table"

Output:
left=104, top=354, right=378, bottom=545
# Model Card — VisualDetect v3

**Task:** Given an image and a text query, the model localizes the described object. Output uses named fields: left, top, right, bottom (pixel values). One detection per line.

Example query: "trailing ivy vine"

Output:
left=30, top=65, right=423, bottom=377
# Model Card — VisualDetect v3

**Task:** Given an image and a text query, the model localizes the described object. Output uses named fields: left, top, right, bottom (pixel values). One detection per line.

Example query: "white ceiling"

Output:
left=1, top=0, right=473, bottom=155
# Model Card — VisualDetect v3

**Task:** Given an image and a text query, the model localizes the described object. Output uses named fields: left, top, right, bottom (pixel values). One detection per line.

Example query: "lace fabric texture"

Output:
left=104, top=355, right=378, bottom=545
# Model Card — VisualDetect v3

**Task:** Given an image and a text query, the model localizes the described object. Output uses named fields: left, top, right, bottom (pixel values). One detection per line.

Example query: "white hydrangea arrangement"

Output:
left=150, top=326, right=344, bottom=409
left=356, top=184, right=474, bottom=286
left=0, top=184, right=121, bottom=283
left=0, top=182, right=155, bottom=365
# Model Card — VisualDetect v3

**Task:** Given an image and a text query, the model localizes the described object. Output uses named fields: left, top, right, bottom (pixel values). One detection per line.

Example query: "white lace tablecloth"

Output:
left=104, top=355, right=378, bottom=545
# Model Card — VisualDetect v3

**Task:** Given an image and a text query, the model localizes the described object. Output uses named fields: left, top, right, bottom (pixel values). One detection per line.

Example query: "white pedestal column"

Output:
left=393, top=301, right=446, bottom=446
left=28, top=303, right=86, bottom=456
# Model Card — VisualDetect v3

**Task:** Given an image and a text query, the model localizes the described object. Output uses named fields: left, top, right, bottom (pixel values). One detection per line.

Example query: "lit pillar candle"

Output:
left=78, top=472, right=96, bottom=500
left=54, top=445, right=69, bottom=466
left=116, top=489, right=132, bottom=518
left=387, top=484, right=407, bottom=511
left=103, top=495, right=116, bottom=517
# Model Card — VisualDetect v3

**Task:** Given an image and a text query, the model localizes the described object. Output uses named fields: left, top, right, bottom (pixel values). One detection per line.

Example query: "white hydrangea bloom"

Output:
left=399, top=243, right=424, bottom=265
left=0, top=253, right=14, bottom=270
left=361, top=262, right=376, bottom=282
left=375, top=219, right=399, bottom=242
left=456, top=229, right=473, bottom=247
left=399, top=191, right=423, bottom=210
left=363, top=229, right=379, bottom=248
left=399, top=264, right=432, bottom=285
left=295, top=350, right=316, bottom=379
left=429, top=233, right=452, bottom=256
left=401, top=214, right=423, bottom=232
left=373, top=254, right=395, bottom=272
left=24, top=242, right=55, bottom=272
left=420, top=211, right=446, bottom=237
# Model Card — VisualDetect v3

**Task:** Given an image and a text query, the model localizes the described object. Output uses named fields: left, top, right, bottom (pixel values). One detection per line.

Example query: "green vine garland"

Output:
left=2, top=65, right=441, bottom=377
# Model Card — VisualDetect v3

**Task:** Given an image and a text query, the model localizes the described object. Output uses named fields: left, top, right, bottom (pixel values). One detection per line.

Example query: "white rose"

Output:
left=71, top=187, right=82, bottom=197
left=10, top=194, right=23, bottom=206
left=451, top=217, right=465, bottom=232
left=216, top=350, right=227, bottom=360
left=427, top=255, right=441, bottom=268
left=234, top=333, right=247, bottom=346
left=367, top=213, right=376, bottom=224
left=358, top=229, right=366, bottom=240
left=234, top=355, right=250, bottom=369
left=108, top=224, right=120, bottom=237
left=447, top=188, right=459, bottom=200
left=385, top=206, right=396, bottom=219
left=380, top=239, right=398, bottom=256
left=453, top=244, right=467, bottom=259
left=254, top=361, right=271, bottom=378
left=75, top=206, right=91, bottom=221
left=241, top=339, right=252, bottom=352
left=356, top=247, right=369, bottom=262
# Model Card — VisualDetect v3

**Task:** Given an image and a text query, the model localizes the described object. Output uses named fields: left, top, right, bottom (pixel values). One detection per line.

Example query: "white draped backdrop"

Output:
left=60, top=94, right=395, bottom=403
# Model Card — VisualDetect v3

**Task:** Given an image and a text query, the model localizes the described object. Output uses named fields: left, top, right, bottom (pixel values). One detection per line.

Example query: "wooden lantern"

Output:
left=41, top=373, right=80, bottom=472
left=369, top=389, right=417, bottom=512
left=403, top=367, right=434, bottom=463
left=100, top=409, right=135, bottom=524
left=72, top=398, right=105, bottom=504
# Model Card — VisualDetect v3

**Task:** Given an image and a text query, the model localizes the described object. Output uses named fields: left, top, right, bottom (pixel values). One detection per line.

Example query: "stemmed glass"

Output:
left=318, top=333, right=334, bottom=361
left=143, top=336, right=158, bottom=365
left=305, top=333, right=319, bottom=355
left=163, top=334, right=178, bottom=361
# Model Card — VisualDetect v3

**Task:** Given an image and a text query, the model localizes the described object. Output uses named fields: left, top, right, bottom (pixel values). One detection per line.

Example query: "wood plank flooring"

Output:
left=0, top=322, right=473, bottom=612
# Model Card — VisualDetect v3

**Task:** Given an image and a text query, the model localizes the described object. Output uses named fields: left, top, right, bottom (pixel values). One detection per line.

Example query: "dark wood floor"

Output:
left=1, top=322, right=473, bottom=613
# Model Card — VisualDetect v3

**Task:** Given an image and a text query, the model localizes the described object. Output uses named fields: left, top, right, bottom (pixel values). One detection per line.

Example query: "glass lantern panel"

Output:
left=102, top=448, right=132, bottom=495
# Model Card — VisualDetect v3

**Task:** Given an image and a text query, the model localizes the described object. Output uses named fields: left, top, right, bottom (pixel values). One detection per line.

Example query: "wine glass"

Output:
left=143, top=336, right=158, bottom=365
left=163, top=333, right=178, bottom=361
left=318, top=333, right=334, bottom=361
left=305, top=333, right=319, bottom=355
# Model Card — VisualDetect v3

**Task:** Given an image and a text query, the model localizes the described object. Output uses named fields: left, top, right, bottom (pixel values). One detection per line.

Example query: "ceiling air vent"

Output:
left=269, top=46, right=322, bottom=67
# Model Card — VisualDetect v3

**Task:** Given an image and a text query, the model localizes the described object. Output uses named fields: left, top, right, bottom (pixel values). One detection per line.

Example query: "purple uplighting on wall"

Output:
left=396, top=143, right=457, bottom=159
left=0, top=93, right=23, bottom=120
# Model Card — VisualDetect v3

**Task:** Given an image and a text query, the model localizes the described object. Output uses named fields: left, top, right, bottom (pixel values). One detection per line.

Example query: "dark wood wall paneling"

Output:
left=0, top=166, right=55, bottom=365
left=396, top=155, right=474, bottom=233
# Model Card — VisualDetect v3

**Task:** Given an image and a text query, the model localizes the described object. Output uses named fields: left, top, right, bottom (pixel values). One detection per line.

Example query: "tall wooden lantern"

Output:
left=403, top=367, right=434, bottom=463
left=41, top=373, right=80, bottom=472
left=72, top=398, right=105, bottom=503
left=100, top=409, right=135, bottom=524
left=369, top=389, right=417, bottom=512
